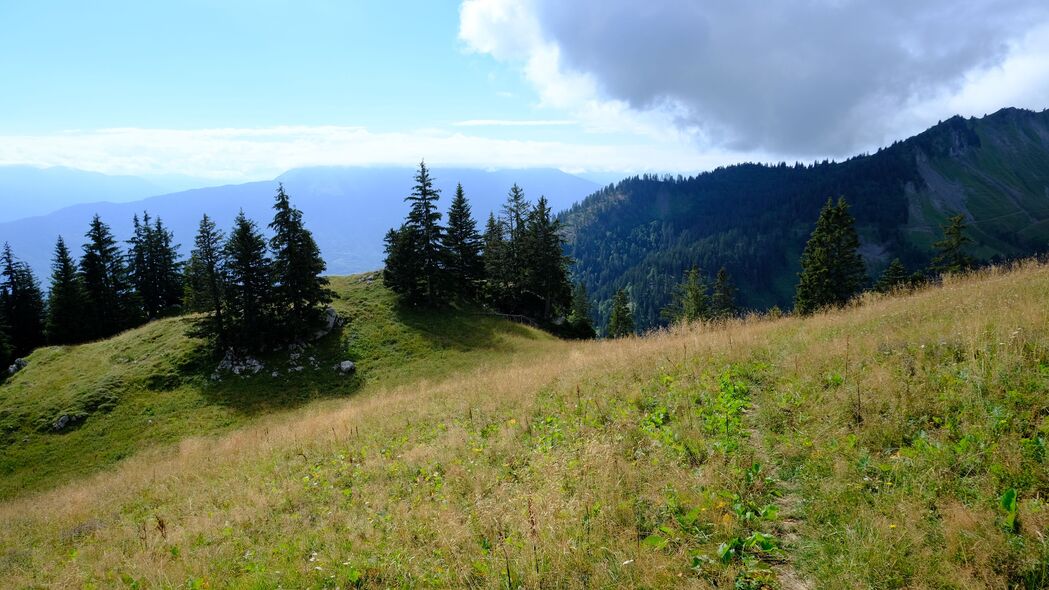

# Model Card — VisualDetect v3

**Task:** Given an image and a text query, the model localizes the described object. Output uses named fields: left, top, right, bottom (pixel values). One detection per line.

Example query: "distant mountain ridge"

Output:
left=0, top=166, right=599, bottom=279
left=0, top=165, right=168, bottom=222
left=561, top=107, right=1049, bottom=330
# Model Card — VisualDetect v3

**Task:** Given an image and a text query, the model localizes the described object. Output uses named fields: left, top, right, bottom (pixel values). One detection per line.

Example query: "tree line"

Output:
left=0, top=185, right=330, bottom=372
left=601, top=197, right=980, bottom=336
left=383, top=162, right=595, bottom=338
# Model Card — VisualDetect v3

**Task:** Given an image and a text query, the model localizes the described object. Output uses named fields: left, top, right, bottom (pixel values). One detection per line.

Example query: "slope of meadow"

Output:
left=0, top=273, right=557, bottom=499
left=2, top=265, right=1048, bottom=588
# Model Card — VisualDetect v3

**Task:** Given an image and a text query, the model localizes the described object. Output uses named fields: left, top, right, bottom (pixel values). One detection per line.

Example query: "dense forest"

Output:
left=561, top=108, right=1049, bottom=330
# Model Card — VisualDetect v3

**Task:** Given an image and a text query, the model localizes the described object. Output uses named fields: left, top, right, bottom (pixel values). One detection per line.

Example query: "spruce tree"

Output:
left=224, top=211, right=273, bottom=351
left=522, top=196, right=572, bottom=321
left=269, top=184, right=331, bottom=337
left=499, top=184, right=531, bottom=310
left=46, top=236, right=88, bottom=345
left=185, top=215, right=227, bottom=345
left=930, top=214, right=974, bottom=276
left=567, top=282, right=596, bottom=339
left=710, top=267, right=738, bottom=320
left=875, top=258, right=909, bottom=293
left=128, top=212, right=183, bottom=320
left=0, top=317, right=13, bottom=373
left=662, top=266, right=709, bottom=324
left=404, top=161, right=446, bottom=305
left=442, top=183, right=484, bottom=300
left=794, top=197, right=866, bottom=314
left=80, top=215, right=136, bottom=338
left=481, top=213, right=509, bottom=307
left=0, top=243, right=46, bottom=356
left=606, top=287, right=635, bottom=338
left=383, top=225, right=424, bottom=303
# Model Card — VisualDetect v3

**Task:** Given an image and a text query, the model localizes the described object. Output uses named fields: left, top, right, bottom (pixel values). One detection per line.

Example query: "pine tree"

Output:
left=710, top=267, right=738, bottom=320
left=606, top=287, right=635, bottom=338
left=0, top=243, right=46, bottom=356
left=46, top=236, right=88, bottom=345
left=128, top=212, right=183, bottom=320
left=661, top=266, right=709, bottom=324
left=269, top=184, right=331, bottom=337
left=442, top=183, right=484, bottom=300
left=80, top=214, right=137, bottom=338
left=224, top=211, right=273, bottom=351
left=481, top=213, right=509, bottom=307
left=874, top=258, right=909, bottom=293
left=499, top=184, right=531, bottom=310
left=930, top=214, right=974, bottom=276
left=521, top=196, right=572, bottom=321
left=794, top=197, right=866, bottom=314
left=567, top=282, right=596, bottom=339
left=185, top=215, right=227, bottom=345
left=0, top=317, right=13, bottom=373
left=404, top=161, right=446, bottom=305
left=383, top=225, right=424, bottom=303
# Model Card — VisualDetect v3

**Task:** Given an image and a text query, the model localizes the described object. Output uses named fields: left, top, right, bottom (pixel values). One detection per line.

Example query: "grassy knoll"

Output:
left=2, top=265, right=1048, bottom=588
left=0, top=272, right=557, bottom=499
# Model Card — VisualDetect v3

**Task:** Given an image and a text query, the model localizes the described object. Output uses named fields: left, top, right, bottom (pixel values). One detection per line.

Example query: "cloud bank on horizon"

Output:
left=3, top=1, right=1047, bottom=181
left=460, top=0, right=1049, bottom=157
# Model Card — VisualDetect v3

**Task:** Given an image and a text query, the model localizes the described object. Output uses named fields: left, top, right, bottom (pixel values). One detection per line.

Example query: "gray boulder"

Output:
left=336, top=360, right=356, bottom=375
left=7, top=358, right=27, bottom=375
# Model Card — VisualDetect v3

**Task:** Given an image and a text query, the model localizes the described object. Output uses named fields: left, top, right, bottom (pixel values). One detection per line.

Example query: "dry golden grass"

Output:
left=2, top=262, right=1048, bottom=588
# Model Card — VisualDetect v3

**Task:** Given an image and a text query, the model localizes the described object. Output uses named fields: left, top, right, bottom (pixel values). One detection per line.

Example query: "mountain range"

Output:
left=562, top=107, right=1049, bottom=330
left=0, top=166, right=599, bottom=279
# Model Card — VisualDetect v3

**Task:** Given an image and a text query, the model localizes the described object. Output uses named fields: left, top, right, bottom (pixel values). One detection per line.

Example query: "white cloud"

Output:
left=460, top=0, right=1049, bottom=158
left=0, top=125, right=736, bottom=179
left=453, top=119, right=576, bottom=127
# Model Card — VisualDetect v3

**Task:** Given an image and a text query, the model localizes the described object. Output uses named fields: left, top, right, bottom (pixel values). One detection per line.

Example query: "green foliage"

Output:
left=184, top=215, right=227, bottom=345
left=268, top=184, right=332, bottom=338
left=442, top=183, right=484, bottom=300
left=794, top=197, right=866, bottom=314
left=45, top=237, right=88, bottom=345
left=564, top=282, right=596, bottom=339
left=710, top=267, right=738, bottom=320
left=1, top=243, right=46, bottom=356
left=606, top=288, right=634, bottom=338
left=128, top=212, right=183, bottom=320
left=931, top=214, right=975, bottom=276
left=80, top=214, right=137, bottom=340
left=662, top=266, right=709, bottom=324
left=223, top=211, right=273, bottom=351
left=874, top=258, right=910, bottom=293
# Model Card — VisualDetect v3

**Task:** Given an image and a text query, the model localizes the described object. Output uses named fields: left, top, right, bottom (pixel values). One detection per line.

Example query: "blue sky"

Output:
left=1, top=0, right=1047, bottom=181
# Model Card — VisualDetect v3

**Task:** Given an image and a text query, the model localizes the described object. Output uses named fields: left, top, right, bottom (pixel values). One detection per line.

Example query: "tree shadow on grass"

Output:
left=190, top=325, right=362, bottom=417
left=392, top=303, right=543, bottom=353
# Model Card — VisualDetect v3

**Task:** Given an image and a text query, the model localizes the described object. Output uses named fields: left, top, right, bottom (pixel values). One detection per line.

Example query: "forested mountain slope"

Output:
left=562, top=107, right=1049, bottom=329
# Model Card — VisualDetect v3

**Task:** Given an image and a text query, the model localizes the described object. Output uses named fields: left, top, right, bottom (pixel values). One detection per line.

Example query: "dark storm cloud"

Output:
left=531, top=0, right=1049, bottom=155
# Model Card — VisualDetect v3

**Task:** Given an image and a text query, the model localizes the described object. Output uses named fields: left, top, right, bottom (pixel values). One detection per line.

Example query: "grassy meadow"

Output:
left=1, top=265, right=1048, bottom=588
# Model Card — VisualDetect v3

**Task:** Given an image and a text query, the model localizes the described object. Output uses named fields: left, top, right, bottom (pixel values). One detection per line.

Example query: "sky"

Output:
left=1, top=0, right=1048, bottom=182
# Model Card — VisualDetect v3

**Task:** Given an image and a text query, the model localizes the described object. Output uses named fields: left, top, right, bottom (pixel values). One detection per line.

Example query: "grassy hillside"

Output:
left=0, top=272, right=557, bottom=499
left=2, top=264, right=1048, bottom=588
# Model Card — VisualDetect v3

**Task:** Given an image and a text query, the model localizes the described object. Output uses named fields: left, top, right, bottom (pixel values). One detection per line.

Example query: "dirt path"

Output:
left=745, top=403, right=813, bottom=590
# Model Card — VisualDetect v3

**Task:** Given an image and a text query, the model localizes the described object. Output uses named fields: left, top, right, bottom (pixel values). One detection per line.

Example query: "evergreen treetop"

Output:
left=930, top=214, right=974, bottom=276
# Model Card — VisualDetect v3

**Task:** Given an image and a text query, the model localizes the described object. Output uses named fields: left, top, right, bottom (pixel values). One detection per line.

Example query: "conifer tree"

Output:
left=606, top=287, right=635, bottom=338
left=662, top=266, right=709, bottom=324
left=0, top=243, right=46, bottom=355
left=481, top=213, right=509, bottom=306
left=499, top=184, right=531, bottom=310
left=874, top=258, right=909, bottom=293
left=442, top=183, right=484, bottom=300
left=404, top=161, right=446, bottom=305
left=224, top=211, right=273, bottom=351
left=80, top=214, right=136, bottom=338
left=0, top=317, right=12, bottom=373
left=930, top=214, right=974, bottom=276
left=567, top=282, right=596, bottom=339
left=710, top=267, right=738, bottom=320
left=128, top=212, right=183, bottom=320
left=383, top=225, right=423, bottom=303
left=521, top=196, right=572, bottom=321
left=185, top=215, right=227, bottom=345
left=794, top=197, right=866, bottom=314
left=46, top=236, right=88, bottom=345
left=269, top=184, right=331, bottom=336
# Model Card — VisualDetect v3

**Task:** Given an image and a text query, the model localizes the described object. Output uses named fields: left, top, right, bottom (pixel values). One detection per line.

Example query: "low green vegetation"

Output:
left=0, top=274, right=556, bottom=499
left=1, top=263, right=1047, bottom=587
